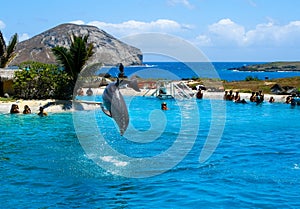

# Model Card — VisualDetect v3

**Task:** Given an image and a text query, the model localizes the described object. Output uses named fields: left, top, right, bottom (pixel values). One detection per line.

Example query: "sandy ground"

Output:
left=0, top=87, right=290, bottom=114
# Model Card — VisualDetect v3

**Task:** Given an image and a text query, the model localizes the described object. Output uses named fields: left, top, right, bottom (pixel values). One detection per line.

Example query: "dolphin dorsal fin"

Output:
left=116, top=78, right=120, bottom=87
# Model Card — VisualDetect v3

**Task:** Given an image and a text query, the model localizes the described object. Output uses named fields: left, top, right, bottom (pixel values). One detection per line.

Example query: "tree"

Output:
left=0, top=31, right=18, bottom=68
left=13, top=61, right=72, bottom=99
left=51, top=33, right=94, bottom=88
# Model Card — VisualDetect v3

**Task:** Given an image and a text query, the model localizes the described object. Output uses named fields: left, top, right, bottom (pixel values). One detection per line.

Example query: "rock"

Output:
left=270, top=83, right=298, bottom=95
left=270, top=84, right=285, bottom=94
left=10, top=23, right=143, bottom=66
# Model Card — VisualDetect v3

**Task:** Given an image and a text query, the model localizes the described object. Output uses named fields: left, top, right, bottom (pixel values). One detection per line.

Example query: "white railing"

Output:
left=172, top=82, right=194, bottom=99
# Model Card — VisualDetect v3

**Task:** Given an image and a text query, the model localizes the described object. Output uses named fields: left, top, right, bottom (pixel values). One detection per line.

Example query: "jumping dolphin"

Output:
left=100, top=78, right=140, bottom=135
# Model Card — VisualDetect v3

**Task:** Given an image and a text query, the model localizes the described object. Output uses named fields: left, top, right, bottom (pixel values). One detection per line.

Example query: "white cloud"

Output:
left=195, top=34, right=212, bottom=46
left=0, top=20, right=6, bottom=29
left=19, top=33, right=30, bottom=41
left=167, top=0, right=194, bottom=9
left=208, top=18, right=246, bottom=46
left=87, top=19, right=192, bottom=38
left=70, top=20, right=85, bottom=25
left=248, top=20, right=300, bottom=46
left=197, top=18, right=300, bottom=48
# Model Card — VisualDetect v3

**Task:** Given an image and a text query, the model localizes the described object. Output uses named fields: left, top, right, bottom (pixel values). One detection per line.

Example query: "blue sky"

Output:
left=1, top=0, right=300, bottom=62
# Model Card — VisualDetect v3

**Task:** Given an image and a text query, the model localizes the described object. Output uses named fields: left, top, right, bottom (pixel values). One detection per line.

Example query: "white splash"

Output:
left=100, top=156, right=128, bottom=167
left=293, top=164, right=300, bottom=170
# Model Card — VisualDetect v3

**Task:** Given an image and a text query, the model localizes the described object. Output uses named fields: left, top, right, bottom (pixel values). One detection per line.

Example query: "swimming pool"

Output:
left=1, top=97, right=300, bottom=208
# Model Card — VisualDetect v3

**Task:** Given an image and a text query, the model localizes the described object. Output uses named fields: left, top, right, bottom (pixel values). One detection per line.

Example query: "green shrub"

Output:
left=245, top=76, right=260, bottom=81
left=13, top=61, right=72, bottom=99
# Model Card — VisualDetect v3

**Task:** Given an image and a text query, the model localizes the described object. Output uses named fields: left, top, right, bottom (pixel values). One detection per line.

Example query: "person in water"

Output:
left=223, top=91, right=228, bottom=100
left=38, top=107, right=47, bottom=116
left=86, top=88, right=93, bottom=96
left=255, top=91, right=264, bottom=105
left=269, top=97, right=275, bottom=103
left=234, top=91, right=241, bottom=102
left=196, top=89, right=203, bottom=99
left=77, top=87, right=84, bottom=96
left=226, top=90, right=234, bottom=101
left=10, top=104, right=20, bottom=114
left=259, top=90, right=264, bottom=102
left=23, top=105, right=31, bottom=114
left=250, top=92, right=256, bottom=102
left=161, top=102, right=168, bottom=110
left=235, top=99, right=247, bottom=104
left=285, top=96, right=292, bottom=104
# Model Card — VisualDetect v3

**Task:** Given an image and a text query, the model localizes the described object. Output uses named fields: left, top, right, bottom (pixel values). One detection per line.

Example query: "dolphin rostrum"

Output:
left=100, top=78, right=140, bottom=135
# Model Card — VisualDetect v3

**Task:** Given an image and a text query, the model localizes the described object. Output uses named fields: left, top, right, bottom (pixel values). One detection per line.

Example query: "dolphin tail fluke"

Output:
left=128, top=79, right=140, bottom=92
left=119, top=79, right=140, bottom=92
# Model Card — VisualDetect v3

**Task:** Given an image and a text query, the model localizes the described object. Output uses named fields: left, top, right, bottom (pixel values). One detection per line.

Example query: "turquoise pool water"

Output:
left=1, top=97, right=300, bottom=208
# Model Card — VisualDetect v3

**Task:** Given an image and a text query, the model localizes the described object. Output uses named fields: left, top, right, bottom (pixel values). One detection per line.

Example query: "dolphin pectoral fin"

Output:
left=111, top=91, right=129, bottom=135
left=102, top=109, right=112, bottom=117
left=100, top=103, right=112, bottom=117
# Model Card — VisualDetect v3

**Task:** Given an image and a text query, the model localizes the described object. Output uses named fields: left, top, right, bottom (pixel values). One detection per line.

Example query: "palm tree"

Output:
left=52, top=33, right=94, bottom=85
left=0, top=31, right=18, bottom=68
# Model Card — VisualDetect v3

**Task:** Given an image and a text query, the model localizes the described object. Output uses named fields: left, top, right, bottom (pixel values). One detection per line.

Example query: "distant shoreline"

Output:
left=227, top=61, right=300, bottom=72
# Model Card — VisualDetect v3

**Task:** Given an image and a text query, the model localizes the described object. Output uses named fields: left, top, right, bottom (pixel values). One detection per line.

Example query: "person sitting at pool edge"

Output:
left=23, top=105, right=31, bottom=114
left=38, top=107, right=47, bottom=116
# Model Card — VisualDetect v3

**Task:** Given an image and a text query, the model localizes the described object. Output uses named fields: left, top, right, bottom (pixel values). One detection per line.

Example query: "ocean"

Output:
left=98, top=62, right=300, bottom=81
left=1, top=62, right=300, bottom=208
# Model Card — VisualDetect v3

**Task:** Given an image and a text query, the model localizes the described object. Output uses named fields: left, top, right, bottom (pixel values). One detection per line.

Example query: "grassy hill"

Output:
left=228, top=61, right=300, bottom=72
left=223, top=76, right=300, bottom=93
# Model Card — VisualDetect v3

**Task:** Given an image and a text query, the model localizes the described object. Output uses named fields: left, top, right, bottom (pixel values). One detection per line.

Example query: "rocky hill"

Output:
left=10, top=23, right=143, bottom=66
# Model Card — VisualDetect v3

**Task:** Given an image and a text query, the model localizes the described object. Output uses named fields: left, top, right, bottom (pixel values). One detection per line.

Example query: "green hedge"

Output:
left=13, top=61, right=72, bottom=99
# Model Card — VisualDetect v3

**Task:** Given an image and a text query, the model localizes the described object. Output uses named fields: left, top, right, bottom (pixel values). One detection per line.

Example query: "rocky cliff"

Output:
left=10, top=23, right=143, bottom=66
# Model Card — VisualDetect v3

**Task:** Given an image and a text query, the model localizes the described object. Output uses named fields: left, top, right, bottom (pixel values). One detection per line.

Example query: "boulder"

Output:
left=271, top=84, right=297, bottom=95
left=270, top=84, right=284, bottom=94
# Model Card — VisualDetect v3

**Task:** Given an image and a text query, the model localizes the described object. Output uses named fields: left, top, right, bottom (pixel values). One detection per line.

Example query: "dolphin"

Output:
left=100, top=78, right=140, bottom=135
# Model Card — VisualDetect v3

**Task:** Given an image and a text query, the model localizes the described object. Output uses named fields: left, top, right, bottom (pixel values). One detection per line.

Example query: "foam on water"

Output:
left=100, top=156, right=128, bottom=167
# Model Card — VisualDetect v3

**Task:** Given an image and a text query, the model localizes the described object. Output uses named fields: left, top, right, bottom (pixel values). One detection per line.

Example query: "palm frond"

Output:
left=0, top=31, right=6, bottom=56
left=52, top=33, right=95, bottom=87
left=86, top=43, right=95, bottom=58
left=6, top=33, right=18, bottom=56
left=52, top=46, right=73, bottom=76
left=0, top=31, right=18, bottom=68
